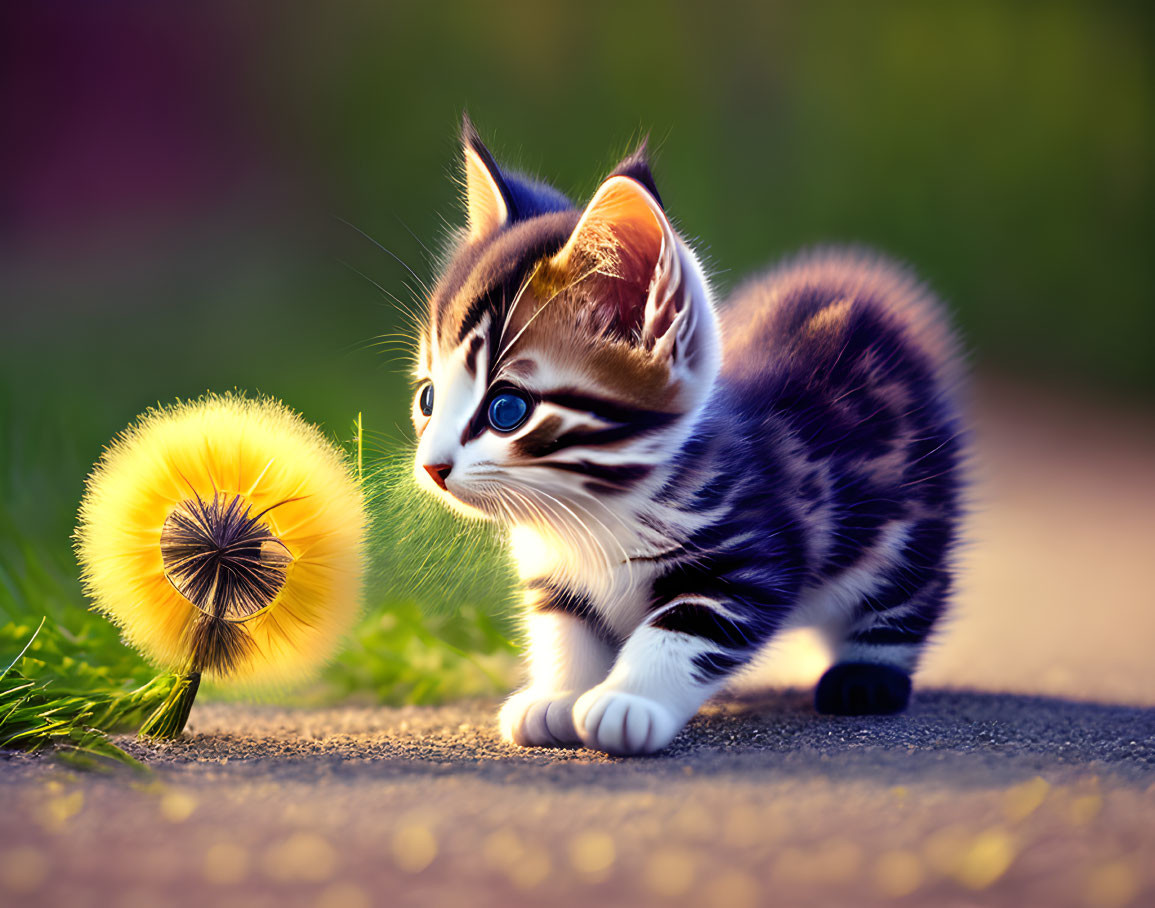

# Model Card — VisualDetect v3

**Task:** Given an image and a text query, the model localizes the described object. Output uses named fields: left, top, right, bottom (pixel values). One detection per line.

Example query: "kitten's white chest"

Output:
left=508, top=523, right=657, bottom=639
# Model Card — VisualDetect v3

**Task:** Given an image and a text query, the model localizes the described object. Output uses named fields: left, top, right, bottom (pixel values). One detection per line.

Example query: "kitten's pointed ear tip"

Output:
left=460, top=113, right=513, bottom=241
left=611, top=135, right=663, bottom=209
left=460, top=112, right=483, bottom=151
left=459, top=114, right=504, bottom=181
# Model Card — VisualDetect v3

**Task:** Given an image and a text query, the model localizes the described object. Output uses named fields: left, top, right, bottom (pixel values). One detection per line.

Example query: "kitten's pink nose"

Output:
left=424, top=463, right=452, bottom=491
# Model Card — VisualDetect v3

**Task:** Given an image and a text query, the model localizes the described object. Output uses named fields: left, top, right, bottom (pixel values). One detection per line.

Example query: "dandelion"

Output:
left=75, top=393, right=366, bottom=738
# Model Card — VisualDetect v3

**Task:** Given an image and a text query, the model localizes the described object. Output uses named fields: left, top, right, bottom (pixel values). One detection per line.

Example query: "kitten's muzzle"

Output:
left=424, top=462, right=453, bottom=491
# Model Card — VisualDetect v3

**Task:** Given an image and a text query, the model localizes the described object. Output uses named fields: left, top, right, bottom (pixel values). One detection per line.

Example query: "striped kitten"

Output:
left=411, top=119, right=965, bottom=755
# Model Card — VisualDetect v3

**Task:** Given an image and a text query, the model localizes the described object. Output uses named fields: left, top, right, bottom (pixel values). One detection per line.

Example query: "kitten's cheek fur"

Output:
left=573, top=689, right=682, bottom=756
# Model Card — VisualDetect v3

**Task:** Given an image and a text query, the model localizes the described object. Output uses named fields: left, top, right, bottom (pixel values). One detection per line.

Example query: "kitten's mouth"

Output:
left=416, top=469, right=497, bottom=521
left=439, top=488, right=500, bottom=521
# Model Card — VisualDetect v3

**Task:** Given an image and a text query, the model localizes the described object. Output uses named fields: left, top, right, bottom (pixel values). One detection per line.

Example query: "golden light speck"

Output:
left=315, top=882, right=373, bottom=908
left=1083, top=860, right=1140, bottom=908
left=672, top=803, right=715, bottom=839
left=634, top=816, right=663, bottom=839
left=203, top=843, right=249, bottom=885
left=702, top=869, right=761, bottom=908
left=483, top=828, right=522, bottom=871
left=36, top=790, right=84, bottom=833
left=282, top=802, right=311, bottom=824
left=0, top=846, right=49, bottom=893
left=483, top=827, right=551, bottom=889
left=391, top=823, right=438, bottom=873
left=160, top=791, right=198, bottom=823
left=722, top=805, right=765, bottom=848
left=1068, top=794, right=1104, bottom=826
left=261, top=832, right=337, bottom=883
left=771, top=845, right=838, bottom=885
left=1004, top=776, right=1050, bottom=822
left=819, top=839, right=864, bottom=884
left=568, top=831, right=615, bottom=882
left=506, top=844, right=552, bottom=890
left=922, top=824, right=971, bottom=876
left=953, top=827, right=1016, bottom=890
left=643, top=848, right=697, bottom=897
left=873, top=850, right=924, bottom=897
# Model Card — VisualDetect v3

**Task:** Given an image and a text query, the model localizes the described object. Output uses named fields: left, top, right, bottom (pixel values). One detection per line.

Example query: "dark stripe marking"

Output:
left=456, top=290, right=497, bottom=345
left=463, top=334, right=486, bottom=377
left=691, top=650, right=745, bottom=683
left=540, top=460, right=654, bottom=485
left=549, top=412, right=680, bottom=452
left=526, top=578, right=619, bottom=644
left=650, top=601, right=755, bottom=650
left=541, top=389, right=678, bottom=427
left=513, top=416, right=565, bottom=458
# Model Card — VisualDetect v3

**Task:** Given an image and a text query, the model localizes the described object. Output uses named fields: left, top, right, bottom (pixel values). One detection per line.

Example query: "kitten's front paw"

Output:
left=499, top=689, right=582, bottom=747
left=573, top=687, right=682, bottom=756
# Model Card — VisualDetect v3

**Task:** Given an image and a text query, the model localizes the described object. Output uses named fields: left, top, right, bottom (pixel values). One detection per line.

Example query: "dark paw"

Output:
left=815, top=662, right=911, bottom=716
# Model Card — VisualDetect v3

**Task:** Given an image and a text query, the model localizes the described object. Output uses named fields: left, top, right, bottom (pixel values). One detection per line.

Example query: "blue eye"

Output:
left=487, top=390, right=532, bottom=432
left=418, top=383, right=434, bottom=417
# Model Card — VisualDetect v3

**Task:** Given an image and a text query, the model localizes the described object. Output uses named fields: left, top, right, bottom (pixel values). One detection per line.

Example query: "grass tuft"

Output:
left=1, top=619, right=173, bottom=767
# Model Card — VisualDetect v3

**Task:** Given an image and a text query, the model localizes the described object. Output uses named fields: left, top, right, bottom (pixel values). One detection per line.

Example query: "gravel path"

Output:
left=2, top=690, right=1153, bottom=907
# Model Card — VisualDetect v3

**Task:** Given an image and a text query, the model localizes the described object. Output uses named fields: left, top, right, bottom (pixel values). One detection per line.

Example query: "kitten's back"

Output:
left=713, top=248, right=966, bottom=589
left=719, top=249, right=963, bottom=397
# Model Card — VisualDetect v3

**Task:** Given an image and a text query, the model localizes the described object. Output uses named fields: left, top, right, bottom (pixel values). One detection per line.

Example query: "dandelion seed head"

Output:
left=75, top=393, right=366, bottom=686
left=160, top=491, right=293, bottom=621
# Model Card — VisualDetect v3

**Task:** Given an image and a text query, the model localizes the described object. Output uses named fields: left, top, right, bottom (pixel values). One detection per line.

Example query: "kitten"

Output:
left=410, top=117, right=965, bottom=755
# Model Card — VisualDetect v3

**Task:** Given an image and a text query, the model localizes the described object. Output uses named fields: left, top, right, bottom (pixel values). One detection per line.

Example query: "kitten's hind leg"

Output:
left=814, top=662, right=912, bottom=716
left=815, top=576, right=949, bottom=716
left=500, top=601, right=615, bottom=748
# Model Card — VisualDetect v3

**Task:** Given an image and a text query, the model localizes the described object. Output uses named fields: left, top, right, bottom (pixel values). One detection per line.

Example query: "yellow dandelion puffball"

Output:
left=76, top=393, right=366, bottom=687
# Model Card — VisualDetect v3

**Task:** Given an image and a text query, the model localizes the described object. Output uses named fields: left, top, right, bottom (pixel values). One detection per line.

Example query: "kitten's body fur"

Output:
left=410, top=120, right=965, bottom=755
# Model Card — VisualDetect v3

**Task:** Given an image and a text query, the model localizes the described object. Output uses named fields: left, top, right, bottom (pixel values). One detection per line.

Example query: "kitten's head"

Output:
left=411, top=119, right=720, bottom=527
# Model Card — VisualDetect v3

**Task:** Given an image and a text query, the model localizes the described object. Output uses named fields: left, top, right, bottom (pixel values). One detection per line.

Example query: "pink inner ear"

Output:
left=601, top=217, right=664, bottom=337
left=554, top=176, right=669, bottom=342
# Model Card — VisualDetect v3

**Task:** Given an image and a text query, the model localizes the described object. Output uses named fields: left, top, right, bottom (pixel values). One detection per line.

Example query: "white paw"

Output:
left=573, top=687, right=683, bottom=756
left=499, top=688, right=582, bottom=747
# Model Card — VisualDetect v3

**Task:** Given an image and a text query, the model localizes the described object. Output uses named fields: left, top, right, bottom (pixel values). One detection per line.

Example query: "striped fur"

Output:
left=410, top=121, right=966, bottom=754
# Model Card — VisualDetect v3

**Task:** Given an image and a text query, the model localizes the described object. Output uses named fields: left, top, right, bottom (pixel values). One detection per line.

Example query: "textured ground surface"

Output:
left=1, top=692, right=1154, bottom=908
left=2, top=387, right=1154, bottom=908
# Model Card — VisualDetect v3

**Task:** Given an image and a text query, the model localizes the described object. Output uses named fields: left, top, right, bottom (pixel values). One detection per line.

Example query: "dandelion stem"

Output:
left=138, top=670, right=201, bottom=740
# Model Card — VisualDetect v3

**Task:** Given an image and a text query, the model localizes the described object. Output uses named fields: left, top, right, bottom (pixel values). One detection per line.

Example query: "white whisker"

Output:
left=497, top=260, right=544, bottom=351
left=496, top=264, right=602, bottom=363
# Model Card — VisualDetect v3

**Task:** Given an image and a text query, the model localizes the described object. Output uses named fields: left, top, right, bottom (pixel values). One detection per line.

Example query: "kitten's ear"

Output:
left=461, top=115, right=513, bottom=243
left=607, top=137, right=663, bottom=209
left=550, top=168, right=684, bottom=354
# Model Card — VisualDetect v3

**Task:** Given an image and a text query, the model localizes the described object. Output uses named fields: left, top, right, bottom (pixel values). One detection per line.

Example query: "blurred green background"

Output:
left=1, top=2, right=1152, bottom=707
